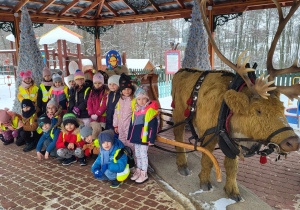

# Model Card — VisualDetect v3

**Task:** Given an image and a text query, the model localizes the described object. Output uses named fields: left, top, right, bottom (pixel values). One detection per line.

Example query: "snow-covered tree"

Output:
left=13, top=6, right=45, bottom=113
left=182, top=0, right=211, bottom=70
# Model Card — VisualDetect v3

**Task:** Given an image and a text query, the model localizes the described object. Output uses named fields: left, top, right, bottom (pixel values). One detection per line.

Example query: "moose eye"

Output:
left=256, top=110, right=261, bottom=115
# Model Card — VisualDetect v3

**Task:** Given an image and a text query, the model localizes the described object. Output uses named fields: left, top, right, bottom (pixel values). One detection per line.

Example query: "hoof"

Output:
left=230, top=194, right=242, bottom=202
left=200, top=183, right=212, bottom=191
left=178, top=167, right=190, bottom=176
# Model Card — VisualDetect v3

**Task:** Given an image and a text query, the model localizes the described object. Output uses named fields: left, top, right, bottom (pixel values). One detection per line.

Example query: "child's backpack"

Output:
left=116, top=146, right=135, bottom=168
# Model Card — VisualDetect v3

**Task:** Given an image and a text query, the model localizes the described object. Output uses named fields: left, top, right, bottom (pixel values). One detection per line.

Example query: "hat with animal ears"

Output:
left=19, top=70, right=32, bottom=81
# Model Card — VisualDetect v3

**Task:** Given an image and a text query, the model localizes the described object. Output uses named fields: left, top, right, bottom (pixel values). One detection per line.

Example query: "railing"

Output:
left=255, top=70, right=300, bottom=86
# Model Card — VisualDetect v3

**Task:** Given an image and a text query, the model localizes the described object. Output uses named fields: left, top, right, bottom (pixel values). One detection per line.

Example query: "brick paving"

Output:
left=0, top=143, right=184, bottom=210
left=157, top=128, right=300, bottom=210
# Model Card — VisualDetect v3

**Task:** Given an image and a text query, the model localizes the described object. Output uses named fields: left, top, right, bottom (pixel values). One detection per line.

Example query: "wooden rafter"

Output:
left=77, top=0, right=102, bottom=18
left=120, top=0, right=138, bottom=14
left=59, top=0, right=80, bottom=16
left=148, top=0, right=161, bottom=12
left=12, top=0, right=30, bottom=13
left=176, top=0, right=186, bottom=9
left=104, top=2, right=119, bottom=17
left=94, top=0, right=105, bottom=19
left=37, top=0, right=56, bottom=14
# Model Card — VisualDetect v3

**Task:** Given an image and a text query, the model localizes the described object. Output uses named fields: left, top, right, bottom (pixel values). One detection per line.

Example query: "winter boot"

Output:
left=3, top=138, right=14, bottom=145
left=23, top=141, right=36, bottom=152
left=130, top=168, right=141, bottom=181
left=79, top=157, right=87, bottom=166
left=135, top=170, right=148, bottom=184
left=110, top=180, right=123, bottom=188
left=62, top=156, right=77, bottom=166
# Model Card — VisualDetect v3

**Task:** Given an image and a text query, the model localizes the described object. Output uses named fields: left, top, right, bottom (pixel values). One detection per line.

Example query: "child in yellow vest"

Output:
left=0, top=108, right=22, bottom=145
left=17, top=71, right=39, bottom=104
left=50, top=72, right=69, bottom=113
left=37, top=67, right=53, bottom=116
left=80, top=126, right=100, bottom=159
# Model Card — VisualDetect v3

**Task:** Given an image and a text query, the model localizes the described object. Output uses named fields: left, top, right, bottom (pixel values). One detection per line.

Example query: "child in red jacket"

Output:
left=56, top=113, right=86, bottom=166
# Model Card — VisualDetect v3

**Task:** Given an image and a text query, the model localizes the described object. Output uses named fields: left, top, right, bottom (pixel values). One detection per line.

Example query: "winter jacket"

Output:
left=82, top=138, right=100, bottom=155
left=56, top=120, right=85, bottom=150
left=68, top=84, right=91, bottom=118
left=91, top=139, right=127, bottom=173
left=105, top=90, right=120, bottom=130
left=50, top=86, right=69, bottom=111
left=37, top=84, right=52, bottom=116
left=18, top=83, right=39, bottom=103
left=127, top=101, right=159, bottom=145
left=113, top=97, right=135, bottom=141
left=36, top=118, right=60, bottom=153
left=22, top=112, right=39, bottom=132
left=87, top=87, right=109, bottom=123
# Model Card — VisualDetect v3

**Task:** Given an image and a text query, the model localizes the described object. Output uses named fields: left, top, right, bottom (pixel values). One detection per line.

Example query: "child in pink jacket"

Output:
left=113, top=73, right=135, bottom=146
left=87, top=72, right=109, bottom=139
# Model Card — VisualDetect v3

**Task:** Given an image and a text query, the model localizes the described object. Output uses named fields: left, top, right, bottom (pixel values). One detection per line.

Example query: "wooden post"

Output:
left=208, top=7, right=214, bottom=69
left=57, top=40, right=64, bottom=70
left=52, top=49, right=57, bottom=70
left=62, top=40, right=70, bottom=75
left=43, top=44, right=50, bottom=68
left=13, top=15, right=20, bottom=80
left=77, top=44, right=82, bottom=70
left=95, top=38, right=102, bottom=71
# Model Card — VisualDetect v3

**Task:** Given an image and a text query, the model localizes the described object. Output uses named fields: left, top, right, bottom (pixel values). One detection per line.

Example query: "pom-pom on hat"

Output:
left=47, top=98, right=58, bottom=109
left=135, top=85, right=149, bottom=99
left=62, top=113, right=79, bottom=127
left=98, top=130, right=115, bottom=146
left=93, top=72, right=104, bottom=84
left=80, top=125, right=93, bottom=139
left=43, top=67, right=51, bottom=77
left=52, top=73, right=62, bottom=83
left=37, top=114, right=52, bottom=128
left=74, top=69, right=85, bottom=81
left=108, top=75, right=120, bottom=86
left=0, top=108, right=11, bottom=124
left=20, top=70, right=32, bottom=81
left=119, top=73, right=134, bottom=92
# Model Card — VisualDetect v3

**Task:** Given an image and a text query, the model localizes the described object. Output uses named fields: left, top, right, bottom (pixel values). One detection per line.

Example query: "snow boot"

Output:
left=79, top=157, right=87, bottom=166
left=110, top=180, right=123, bottom=188
left=3, top=138, right=14, bottom=145
left=130, top=168, right=141, bottom=181
left=62, top=156, right=77, bottom=166
left=135, top=170, right=148, bottom=184
left=23, top=141, right=36, bottom=152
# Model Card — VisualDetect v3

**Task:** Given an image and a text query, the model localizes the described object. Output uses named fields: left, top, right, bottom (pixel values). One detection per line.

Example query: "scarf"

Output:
left=20, top=81, right=32, bottom=89
left=42, top=80, right=53, bottom=87
left=91, top=86, right=104, bottom=97
left=100, top=144, right=114, bottom=167
left=52, top=86, right=64, bottom=91
left=135, top=100, right=151, bottom=112
left=22, top=107, right=36, bottom=119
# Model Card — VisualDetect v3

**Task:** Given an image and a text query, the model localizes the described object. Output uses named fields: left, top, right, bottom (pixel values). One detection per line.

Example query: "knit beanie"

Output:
left=52, top=73, right=63, bottom=83
left=47, top=98, right=58, bottom=109
left=108, top=75, right=120, bottom=86
left=20, top=70, right=32, bottom=81
left=74, top=69, right=85, bottom=80
left=135, top=85, right=149, bottom=99
left=93, top=72, right=104, bottom=84
left=80, top=125, right=93, bottom=139
left=21, top=99, right=35, bottom=109
left=43, top=67, right=51, bottom=77
left=98, top=130, right=115, bottom=145
left=62, top=113, right=79, bottom=127
left=37, top=114, right=52, bottom=128
left=119, top=73, right=134, bottom=92
left=0, top=109, right=11, bottom=124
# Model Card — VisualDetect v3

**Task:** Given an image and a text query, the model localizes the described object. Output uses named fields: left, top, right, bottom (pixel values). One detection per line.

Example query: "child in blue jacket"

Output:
left=91, top=130, right=128, bottom=188
left=36, top=114, right=61, bottom=160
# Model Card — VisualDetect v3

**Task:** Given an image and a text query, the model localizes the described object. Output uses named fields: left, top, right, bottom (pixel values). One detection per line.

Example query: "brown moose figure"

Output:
left=172, top=0, right=300, bottom=201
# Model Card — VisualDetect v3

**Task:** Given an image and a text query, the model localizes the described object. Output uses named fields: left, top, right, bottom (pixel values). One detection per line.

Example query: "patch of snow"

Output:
left=211, top=198, right=236, bottom=210
left=189, top=189, right=204, bottom=196
left=0, top=81, right=15, bottom=110
left=6, top=34, right=15, bottom=42
left=159, top=96, right=172, bottom=110
left=39, top=26, right=82, bottom=45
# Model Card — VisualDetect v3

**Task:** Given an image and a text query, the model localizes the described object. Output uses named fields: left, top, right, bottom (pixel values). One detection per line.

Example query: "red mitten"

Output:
left=85, top=149, right=91, bottom=157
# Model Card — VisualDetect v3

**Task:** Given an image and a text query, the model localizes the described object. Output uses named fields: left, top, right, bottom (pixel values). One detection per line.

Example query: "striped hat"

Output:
left=63, top=113, right=79, bottom=127
left=74, top=69, right=85, bottom=80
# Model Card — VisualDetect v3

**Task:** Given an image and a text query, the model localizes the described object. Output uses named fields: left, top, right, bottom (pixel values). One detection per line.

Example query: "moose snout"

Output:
left=279, top=136, right=300, bottom=152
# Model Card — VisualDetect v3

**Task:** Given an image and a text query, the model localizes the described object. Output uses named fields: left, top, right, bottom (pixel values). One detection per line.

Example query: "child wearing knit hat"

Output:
left=36, top=114, right=61, bottom=160
left=127, top=86, right=159, bottom=184
left=105, top=75, right=121, bottom=130
left=56, top=113, right=86, bottom=166
left=87, top=72, right=109, bottom=138
left=113, top=73, right=135, bottom=146
left=91, top=130, right=129, bottom=188
left=0, top=108, right=22, bottom=145
left=80, top=125, right=100, bottom=160
left=68, top=69, right=92, bottom=127
left=50, top=71, right=69, bottom=113
left=37, top=67, right=53, bottom=116
left=17, top=70, right=39, bottom=104
left=65, top=74, right=76, bottom=94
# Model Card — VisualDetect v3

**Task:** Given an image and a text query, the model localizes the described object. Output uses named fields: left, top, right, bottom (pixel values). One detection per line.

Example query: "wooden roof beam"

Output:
left=94, top=0, right=105, bottom=19
left=104, top=2, right=119, bottom=16
left=59, top=0, right=80, bottom=16
left=77, top=0, right=101, bottom=18
left=13, top=0, right=29, bottom=13
left=120, top=0, right=138, bottom=14
left=37, top=0, right=56, bottom=14
left=176, top=0, right=186, bottom=9
left=148, top=0, right=161, bottom=12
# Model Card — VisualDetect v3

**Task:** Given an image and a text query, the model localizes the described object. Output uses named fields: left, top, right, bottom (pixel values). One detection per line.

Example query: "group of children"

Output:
left=0, top=67, right=159, bottom=188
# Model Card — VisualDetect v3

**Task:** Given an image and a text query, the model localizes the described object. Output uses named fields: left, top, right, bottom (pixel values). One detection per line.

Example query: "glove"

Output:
left=12, top=130, right=18, bottom=138
left=85, top=148, right=91, bottom=157
left=91, top=114, right=98, bottom=121
left=93, top=169, right=103, bottom=178
left=72, top=107, right=80, bottom=116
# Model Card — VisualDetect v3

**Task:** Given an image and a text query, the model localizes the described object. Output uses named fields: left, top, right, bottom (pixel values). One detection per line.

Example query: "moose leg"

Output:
left=224, top=156, right=242, bottom=202
left=174, top=123, right=190, bottom=176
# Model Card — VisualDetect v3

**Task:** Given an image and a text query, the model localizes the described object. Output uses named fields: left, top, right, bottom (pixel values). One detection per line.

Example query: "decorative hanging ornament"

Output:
left=106, top=50, right=121, bottom=70
left=5, top=59, right=8, bottom=64
left=260, top=155, right=267, bottom=164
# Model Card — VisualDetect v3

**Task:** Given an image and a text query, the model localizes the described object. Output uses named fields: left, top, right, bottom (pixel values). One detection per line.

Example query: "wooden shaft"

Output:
left=208, top=7, right=214, bottom=69
left=95, top=38, right=102, bottom=71
left=57, top=40, right=63, bottom=70
left=156, top=136, right=222, bottom=182
left=43, top=44, right=50, bottom=68
left=77, top=44, right=82, bottom=70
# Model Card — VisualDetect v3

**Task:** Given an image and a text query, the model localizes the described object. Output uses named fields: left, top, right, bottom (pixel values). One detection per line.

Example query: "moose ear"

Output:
left=224, top=89, right=249, bottom=114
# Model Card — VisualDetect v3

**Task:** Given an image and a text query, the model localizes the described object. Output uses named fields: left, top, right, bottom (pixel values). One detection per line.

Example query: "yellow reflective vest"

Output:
left=18, top=84, right=39, bottom=103
left=40, top=84, right=51, bottom=103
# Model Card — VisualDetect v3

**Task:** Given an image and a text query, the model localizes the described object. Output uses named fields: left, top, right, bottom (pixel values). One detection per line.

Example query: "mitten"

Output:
left=91, top=114, right=98, bottom=121
left=12, top=130, right=18, bottom=138
left=72, top=107, right=80, bottom=116
left=85, top=148, right=91, bottom=157
left=93, top=169, right=103, bottom=178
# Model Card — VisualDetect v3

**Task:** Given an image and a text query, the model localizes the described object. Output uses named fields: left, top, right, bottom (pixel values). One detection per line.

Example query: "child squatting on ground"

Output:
left=0, top=109, right=22, bottom=145
left=91, top=130, right=129, bottom=188
left=56, top=113, right=86, bottom=166
left=80, top=125, right=100, bottom=158
left=127, top=86, right=159, bottom=184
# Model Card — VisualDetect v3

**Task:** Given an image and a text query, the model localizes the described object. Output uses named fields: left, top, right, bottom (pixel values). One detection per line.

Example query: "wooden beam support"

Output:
left=120, top=0, right=138, bottom=14
left=208, top=8, right=214, bottom=69
left=44, top=44, right=50, bottom=68
left=148, top=0, right=161, bottom=12
left=77, top=44, right=82, bottom=70
left=104, top=2, right=119, bottom=17
left=57, top=40, right=64, bottom=71
left=62, top=40, right=69, bottom=75
left=95, top=38, right=102, bottom=71
left=13, top=0, right=29, bottom=13
left=94, top=0, right=105, bottom=19
left=13, top=16, right=20, bottom=63
left=77, top=0, right=101, bottom=18
left=59, top=0, right=80, bottom=16
left=176, top=0, right=186, bottom=9
left=37, top=0, right=56, bottom=14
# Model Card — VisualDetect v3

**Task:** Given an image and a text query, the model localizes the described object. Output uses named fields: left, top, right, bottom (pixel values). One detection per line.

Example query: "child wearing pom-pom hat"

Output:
left=17, top=70, right=39, bottom=104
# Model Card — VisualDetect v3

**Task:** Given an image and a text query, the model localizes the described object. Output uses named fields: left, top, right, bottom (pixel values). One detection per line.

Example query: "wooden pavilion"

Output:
left=0, top=0, right=296, bottom=70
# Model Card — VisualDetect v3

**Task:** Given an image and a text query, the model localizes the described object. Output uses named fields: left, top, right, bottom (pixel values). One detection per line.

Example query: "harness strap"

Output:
left=265, top=127, right=294, bottom=144
left=153, top=145, right=196, bottom=153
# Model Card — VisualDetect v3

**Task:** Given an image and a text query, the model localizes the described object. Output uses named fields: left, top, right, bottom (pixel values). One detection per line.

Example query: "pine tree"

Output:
left=13, top=6, right=45, bottom=113
left=182, top=0, right=211, bottom=70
